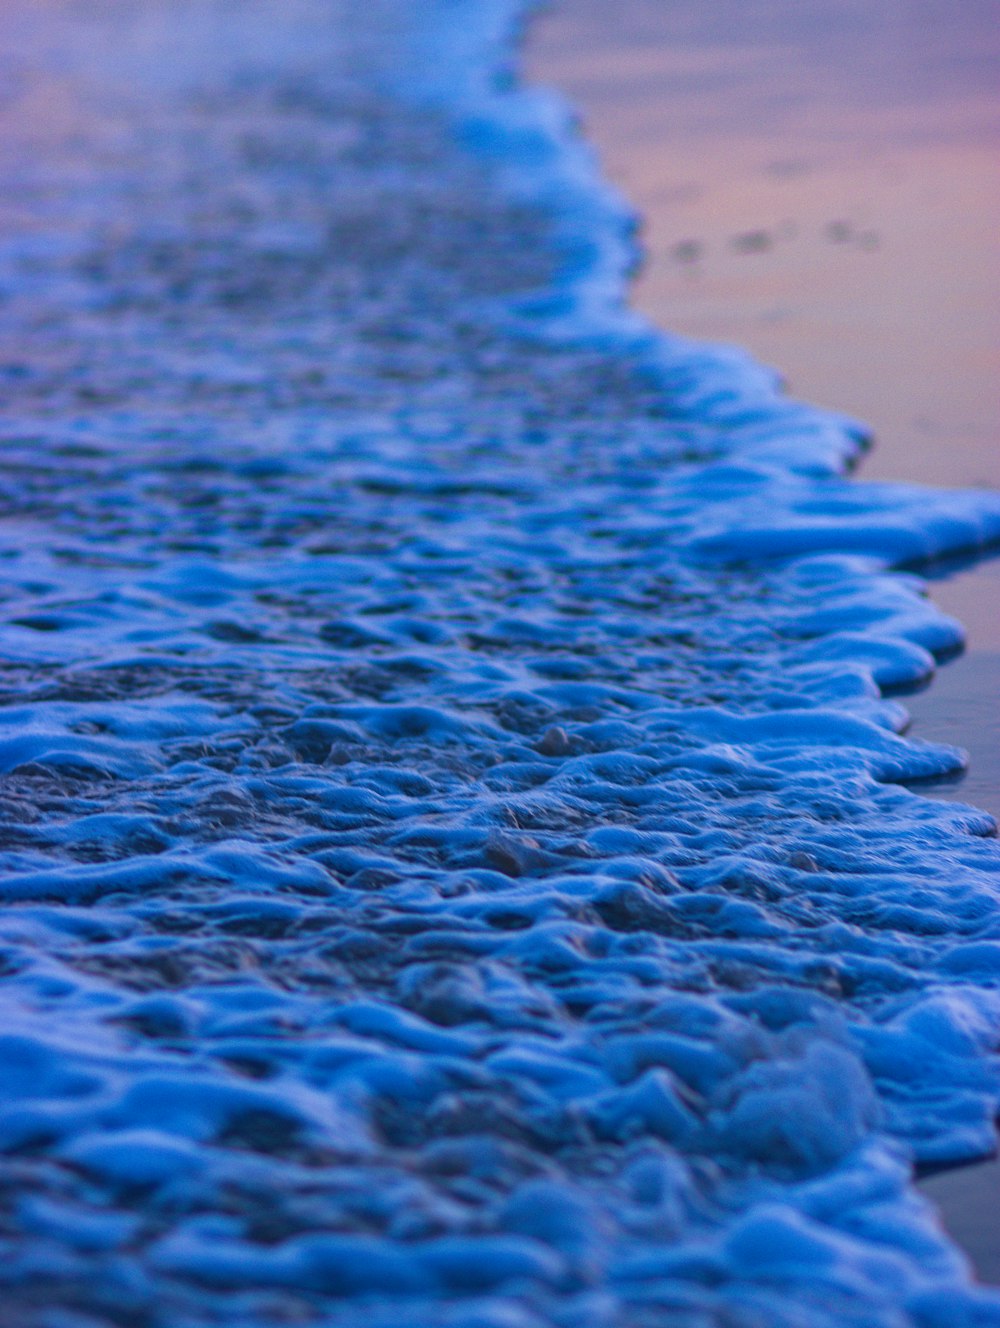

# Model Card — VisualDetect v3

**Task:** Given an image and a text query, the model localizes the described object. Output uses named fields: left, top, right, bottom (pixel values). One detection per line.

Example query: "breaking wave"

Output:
left=1, top=1, right=999, bottom=1324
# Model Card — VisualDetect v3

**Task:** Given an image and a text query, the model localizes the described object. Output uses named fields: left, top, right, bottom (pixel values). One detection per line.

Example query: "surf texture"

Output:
left=1, top=2, right=1000, bottom=1324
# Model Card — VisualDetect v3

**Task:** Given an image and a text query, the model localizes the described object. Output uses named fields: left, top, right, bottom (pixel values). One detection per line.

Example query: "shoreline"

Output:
left=525, top=0, right=1000, bottom=1283
left=524, top=0, right=1000, bottom=491
left=524, top=0, right=1000, bottom=806
left=3, top=0, right=1000, bottom=1317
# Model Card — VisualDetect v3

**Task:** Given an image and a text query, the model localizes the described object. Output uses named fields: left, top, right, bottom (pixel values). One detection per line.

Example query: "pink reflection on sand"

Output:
left=527, top=0, right=1000, bottom=490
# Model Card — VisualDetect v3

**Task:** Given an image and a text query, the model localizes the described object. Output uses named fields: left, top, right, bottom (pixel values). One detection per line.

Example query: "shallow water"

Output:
left=2, top=1, right=1000, bottom=1324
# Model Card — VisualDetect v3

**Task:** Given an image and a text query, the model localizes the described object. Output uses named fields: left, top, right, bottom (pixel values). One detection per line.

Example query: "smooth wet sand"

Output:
left=920, top=1158, right=1000, bottom=1285
left=526, top=0, right=1000, bottom=490
left=527, top=0, right=1000, bottom=1283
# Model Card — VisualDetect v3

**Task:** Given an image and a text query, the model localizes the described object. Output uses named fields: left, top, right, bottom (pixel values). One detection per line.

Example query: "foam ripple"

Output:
left=0, top=1, right=998, bottom=1324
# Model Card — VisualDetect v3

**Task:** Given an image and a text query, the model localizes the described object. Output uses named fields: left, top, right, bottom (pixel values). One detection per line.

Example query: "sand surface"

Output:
left=525, top=0, right=1000, bottom=492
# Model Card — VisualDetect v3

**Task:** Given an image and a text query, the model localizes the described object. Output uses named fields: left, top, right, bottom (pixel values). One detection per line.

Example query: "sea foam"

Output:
left=1, top=1, right=999, bottom=1324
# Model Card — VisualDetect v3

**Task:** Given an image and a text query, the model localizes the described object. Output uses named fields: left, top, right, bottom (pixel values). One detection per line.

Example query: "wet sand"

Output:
left=920, top=1158, right=1000, bottom=1285
left=526, top=0, right=1000, bottom=809
left=527, top=0, right=1000, bottom=1283
left=525, top=0, right=999, bottom=489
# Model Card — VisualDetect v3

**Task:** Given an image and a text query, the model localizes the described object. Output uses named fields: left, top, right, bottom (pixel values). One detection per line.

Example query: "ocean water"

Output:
left=1, top=2, right=1000, bottom=1325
